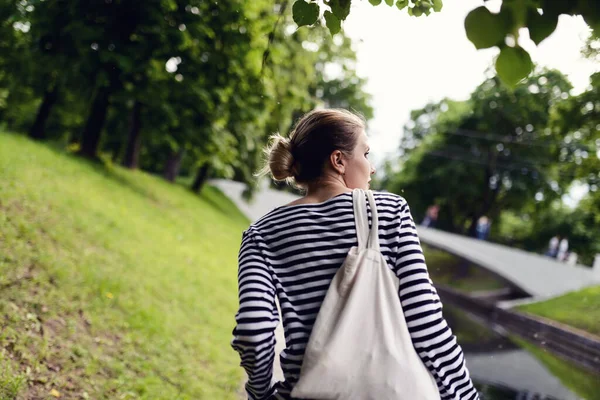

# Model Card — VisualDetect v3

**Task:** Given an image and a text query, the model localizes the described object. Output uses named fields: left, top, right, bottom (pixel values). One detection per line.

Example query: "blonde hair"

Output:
left=258, top=109, right=366, bottom=187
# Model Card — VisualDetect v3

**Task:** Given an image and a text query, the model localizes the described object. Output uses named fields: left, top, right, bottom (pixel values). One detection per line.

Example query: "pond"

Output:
left=443, top=304, right=600, bottom=400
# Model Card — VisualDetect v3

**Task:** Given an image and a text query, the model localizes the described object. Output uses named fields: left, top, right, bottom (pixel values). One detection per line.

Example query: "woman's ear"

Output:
left=329, top=150, right=345, bottom=175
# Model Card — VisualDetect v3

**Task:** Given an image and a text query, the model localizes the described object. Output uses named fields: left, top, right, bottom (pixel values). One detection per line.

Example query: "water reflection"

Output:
left=444, top=305, right=594, bottom=400
left=476, top=382, right=562, bottom=400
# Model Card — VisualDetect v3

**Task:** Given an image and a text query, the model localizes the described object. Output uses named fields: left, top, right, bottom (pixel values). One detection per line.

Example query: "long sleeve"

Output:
left=393, top=202, right=479, bottom=400
left=231, top=230, right=279, bottom=400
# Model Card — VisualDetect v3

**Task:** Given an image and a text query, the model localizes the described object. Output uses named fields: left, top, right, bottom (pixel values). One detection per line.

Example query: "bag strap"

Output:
left=366, top=190, right=380, bottom=251
left=352, top=189, right=369, bottom=250
left=352, top=189, right=380, bottom=251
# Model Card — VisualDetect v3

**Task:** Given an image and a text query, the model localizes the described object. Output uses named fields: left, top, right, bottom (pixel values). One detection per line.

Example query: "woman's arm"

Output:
left=393, top=201, right=479, bottom=400
left=231, top=230, right=279, bottom=400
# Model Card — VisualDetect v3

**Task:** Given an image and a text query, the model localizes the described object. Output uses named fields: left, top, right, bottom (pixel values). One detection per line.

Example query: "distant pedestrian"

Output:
left=475, top=216, right=491, bottom=240
left=545, top=235, right=560, bottom=258
left=557, top=237, right=569, bottom=261
left=421, top=204, right=440, bottom=228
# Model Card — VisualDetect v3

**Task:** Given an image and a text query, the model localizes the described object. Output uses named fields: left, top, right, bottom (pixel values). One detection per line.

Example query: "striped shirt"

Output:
left=232, top=191, right=478, bottom=400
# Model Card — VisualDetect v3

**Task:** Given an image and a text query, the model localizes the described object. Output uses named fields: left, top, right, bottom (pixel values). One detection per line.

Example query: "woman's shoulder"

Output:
left=248, top=192, right=354, bottom=232
left=372, top=190, right=405, bottom=203
left=372, top=190, right=409, bottom=210
left=249, top=191, right=406, bottom=228
left=369, top=191, right=410, bottom=220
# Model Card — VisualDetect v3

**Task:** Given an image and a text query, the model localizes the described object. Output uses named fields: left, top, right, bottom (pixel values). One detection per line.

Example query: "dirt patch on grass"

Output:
left=0, top=279, right=126, bottom=400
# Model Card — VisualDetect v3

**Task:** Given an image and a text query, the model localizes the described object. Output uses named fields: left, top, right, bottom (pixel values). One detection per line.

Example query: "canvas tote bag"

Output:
left=291, top=189, right=440, bottom=400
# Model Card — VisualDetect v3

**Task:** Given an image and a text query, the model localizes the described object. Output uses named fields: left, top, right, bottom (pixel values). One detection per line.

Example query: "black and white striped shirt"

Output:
left=232, top=191, right=478, bottom=400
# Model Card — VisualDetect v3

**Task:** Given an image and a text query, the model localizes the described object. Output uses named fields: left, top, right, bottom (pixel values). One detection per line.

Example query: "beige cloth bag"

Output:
left=291, top=189, right=440, bottom=400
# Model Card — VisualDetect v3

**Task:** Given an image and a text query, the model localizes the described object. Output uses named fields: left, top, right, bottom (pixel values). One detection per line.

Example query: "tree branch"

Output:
left=261, top=0, right=290, bottom=77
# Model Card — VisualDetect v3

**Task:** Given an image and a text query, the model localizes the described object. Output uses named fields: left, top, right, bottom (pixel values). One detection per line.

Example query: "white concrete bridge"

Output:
left=416, top=226, right=600, bottom=299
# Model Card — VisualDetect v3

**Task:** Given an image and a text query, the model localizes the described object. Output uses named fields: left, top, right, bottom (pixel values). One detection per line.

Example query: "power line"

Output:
left=421, top=149, right=582, bottom=180
left=407, top=128, right=595, bottom=151
left=432, top=143, right=560, bottom=167
left=447, top=129, right=559, bottom=148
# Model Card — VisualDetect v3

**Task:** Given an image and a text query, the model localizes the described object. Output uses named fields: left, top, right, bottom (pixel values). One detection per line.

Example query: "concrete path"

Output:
left=213, top=179, right=300, bottom=223
left=417, top=227, right=600, bottom=299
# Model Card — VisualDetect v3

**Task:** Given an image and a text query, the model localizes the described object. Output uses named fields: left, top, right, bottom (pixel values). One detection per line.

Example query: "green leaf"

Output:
left=396, top=0, right=408, bottom=10
left=115, top=55, right=134, bottom=72
left=292, top=0, right=320, bottom=27
left=327, top=0, right=352, bottom=21
left=495, top=46, right=533, bottom=88
left=432, top=0, right=443, bottom=12
left=324, top=10, right=341, bottom=34
left=385, top=0, right=394, bottom=6
left=464, top=6, right=513, bottom=49
left=527, top=8, right=558, bottom=45
left=369, top=0, right=382, bottom=5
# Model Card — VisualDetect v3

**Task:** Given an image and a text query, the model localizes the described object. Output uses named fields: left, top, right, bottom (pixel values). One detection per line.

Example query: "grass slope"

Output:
left=518, top=285, right=600, bottom=337
left=0, top=132, right=249, bottom=399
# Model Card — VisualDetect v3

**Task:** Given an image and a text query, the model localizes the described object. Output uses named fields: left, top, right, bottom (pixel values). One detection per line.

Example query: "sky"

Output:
left=342, top=0, right=599, bottom=168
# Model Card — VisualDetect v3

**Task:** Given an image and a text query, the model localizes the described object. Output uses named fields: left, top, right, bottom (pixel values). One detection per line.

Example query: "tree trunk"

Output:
left=28, top=85, right=59, bottom=140
left=80, top=86, right=111, bottom=159
left=163, top=147, right=185, bottom=182
left=232, top=167, right=246, bottom=183
left=191, top=163, right=211, bottom=193
left=122, top=101, right=142, bottom=169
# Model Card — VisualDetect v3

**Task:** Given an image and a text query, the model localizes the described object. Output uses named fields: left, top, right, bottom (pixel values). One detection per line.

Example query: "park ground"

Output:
left=0, top=131, right=598, bottom=399
left=0, top=132, right=248, bottom=399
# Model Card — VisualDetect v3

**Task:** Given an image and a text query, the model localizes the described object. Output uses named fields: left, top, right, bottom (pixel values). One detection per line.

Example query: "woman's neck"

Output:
left=304, top=179, right=350, bottom=203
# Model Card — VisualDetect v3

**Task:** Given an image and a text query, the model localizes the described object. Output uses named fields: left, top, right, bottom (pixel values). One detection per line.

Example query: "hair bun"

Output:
left=266, top=134, right=295, bottom=181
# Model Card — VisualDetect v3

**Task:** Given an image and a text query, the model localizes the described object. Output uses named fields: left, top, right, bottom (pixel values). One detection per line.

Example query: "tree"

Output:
left=75, top=0, right=175, bottom=159
left=384, top=70, right=573, bottom=234
left=291, top=0, right=600, bottom=87
left=383, top=68, right=600, bottom=265
left=0, top=0, right=65, bottom=137
left=312, top=33, right=373, bottom=119
left=546, top=72, right=600, bottom=264
left=25, top=0, right=78, bottom=141
left=0, top=0, right=372, bottom=199
left=21, top=0, right=213, bottom=159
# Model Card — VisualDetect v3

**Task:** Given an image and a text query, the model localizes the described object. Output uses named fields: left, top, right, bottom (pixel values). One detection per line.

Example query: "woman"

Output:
left=231, top=109, right=478, bottom=400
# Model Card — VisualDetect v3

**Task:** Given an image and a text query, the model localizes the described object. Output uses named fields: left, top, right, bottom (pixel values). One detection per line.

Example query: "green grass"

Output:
left=518, top=285, right=600, bottom=337
left=512, top=337, right=600, bottom=400
left=423, top=245, right=506, bottom=292
left=0, top=360, right=26, bottom=400
left=0, top=132, right=249, bottom=399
